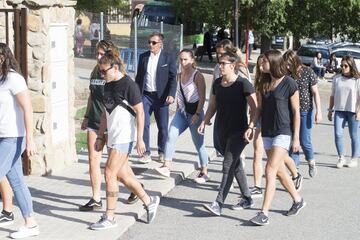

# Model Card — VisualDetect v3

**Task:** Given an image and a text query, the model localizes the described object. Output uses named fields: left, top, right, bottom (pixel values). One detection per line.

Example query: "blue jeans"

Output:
left=0, top=137, right=34, bottom=217
left=334, top=111, right=360, bottom=158
left=164, top=110, right=209, bottom=167
left=312, top=66, right=325, bottom=77
left=291, top=110, right=315, bottom=166
left=143, top=92, right=169, bottom=155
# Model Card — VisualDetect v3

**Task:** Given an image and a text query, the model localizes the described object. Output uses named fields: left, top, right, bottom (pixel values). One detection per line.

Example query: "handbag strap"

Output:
left=118, top=99, right=136, bottom=117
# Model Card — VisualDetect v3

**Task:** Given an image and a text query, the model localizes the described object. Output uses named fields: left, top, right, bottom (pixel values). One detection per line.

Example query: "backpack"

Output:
left=94, top=29, right=99, bottom=38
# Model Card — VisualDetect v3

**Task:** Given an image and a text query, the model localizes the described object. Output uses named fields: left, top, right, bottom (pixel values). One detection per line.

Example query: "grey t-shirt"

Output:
left=331, top=74, right=360, bottom=113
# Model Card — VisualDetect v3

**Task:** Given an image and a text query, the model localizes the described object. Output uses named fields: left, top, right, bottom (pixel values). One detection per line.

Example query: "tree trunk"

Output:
left=260, top=34, right=271, bottom=53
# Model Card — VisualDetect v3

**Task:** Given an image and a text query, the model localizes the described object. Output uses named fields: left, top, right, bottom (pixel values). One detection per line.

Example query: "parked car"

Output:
left=330, top=42, right=360, bottom=50
left=297, top=44, right=331, bottom=66
left=331, top=47, right=360, bottom=70
left=307, top=38, right=332, bottom=45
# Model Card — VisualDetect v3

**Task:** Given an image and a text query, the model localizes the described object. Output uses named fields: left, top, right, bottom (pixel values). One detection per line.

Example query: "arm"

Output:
left=191, top=72, right=206, bottom=124
left=132, top=102, right=146, bottom=156
left=311, top=84, right=322, bottom=123
left=94, top=112, right=107, bottom=151
left=313, top=57, right=322, bottom=68
left=81, top=96, right=92, bottom=130
left=15, top=90, right=36, bottom=157
left=198, top=93, right=217, bottom=135
left=244, top=92, right=258, bottom=142
left=166, top=54, right=177, bottom=104
left=290, top=91, right=301, bottom=153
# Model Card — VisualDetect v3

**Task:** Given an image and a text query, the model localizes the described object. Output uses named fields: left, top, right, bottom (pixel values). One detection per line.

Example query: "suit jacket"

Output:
left=135, top=50, right=177, bottom=102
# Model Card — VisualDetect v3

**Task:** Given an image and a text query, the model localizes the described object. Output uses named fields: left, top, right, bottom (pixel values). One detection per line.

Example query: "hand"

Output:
left=244, top=128, right=254, bottom=142
left=81, top=118, right=88, bottom=130
left=166, top=96, right=174, bottom=104
left=327, top=111, right=333, bottom=121
left=292, top=137, right=300, bottom=153
left=94, top=138, right=105, bottom=152
left=135, top=140, right=146, bottom=156
left=26, top=139, right=37, bottom=157
left=198, top=121, right=205, bottom=135
left=191, top=114, right=199, bottom=125
left=315, top=111, right=322, bottom=124
left=356, top=111, right=360, bottom=121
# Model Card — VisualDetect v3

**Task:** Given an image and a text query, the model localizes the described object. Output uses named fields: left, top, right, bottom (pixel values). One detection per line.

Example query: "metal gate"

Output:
left=0, top=8, right=29, bottom=175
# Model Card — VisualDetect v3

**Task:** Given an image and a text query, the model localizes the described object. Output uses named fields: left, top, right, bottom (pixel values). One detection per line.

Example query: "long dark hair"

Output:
left=0, top=43, right=21, bottom=83
left=341, top=55, right=360, bottom=79
left=283, top=49, right=304, bottom=79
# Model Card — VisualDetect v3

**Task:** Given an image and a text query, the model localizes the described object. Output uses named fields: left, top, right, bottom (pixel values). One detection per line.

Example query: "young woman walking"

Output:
left=155, top=49, right=209, bottom=183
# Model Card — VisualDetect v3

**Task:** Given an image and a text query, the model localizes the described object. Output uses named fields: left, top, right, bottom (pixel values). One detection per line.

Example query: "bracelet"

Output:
left=248, top=126, right=256, bottom=131
left=195, top=112, right=200, bottom=116
left=96, top=137, right=104, bottom=141
left=84, top=116, right=89, bottom=119
left=327, top=109, right=334, bottom=112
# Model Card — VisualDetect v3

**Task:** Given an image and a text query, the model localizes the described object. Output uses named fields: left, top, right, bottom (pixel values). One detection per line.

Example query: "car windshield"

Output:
left=297, top=47, right=330, bottom=59
left=334, top=50, right=360, bottom=59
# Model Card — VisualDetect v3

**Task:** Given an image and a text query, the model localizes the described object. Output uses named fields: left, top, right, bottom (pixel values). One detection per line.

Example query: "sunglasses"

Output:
left=218, top=61, right=233, bottom=66
left=340, top=64, right=349, bottom=69
left=148, top=41, right=161, bottom=45
left=99, top=65, right=113, bottom=76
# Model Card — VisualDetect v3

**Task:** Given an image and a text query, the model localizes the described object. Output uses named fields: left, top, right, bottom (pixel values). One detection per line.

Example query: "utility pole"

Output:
left=234, top=0, right=239, bottom=48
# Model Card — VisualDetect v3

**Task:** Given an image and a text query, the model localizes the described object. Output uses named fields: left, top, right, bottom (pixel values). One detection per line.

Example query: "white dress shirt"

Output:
left=145, top=49, right=161, bottom=92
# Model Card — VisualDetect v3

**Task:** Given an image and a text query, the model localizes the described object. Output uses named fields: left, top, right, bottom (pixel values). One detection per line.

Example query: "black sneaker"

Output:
left=292, top=173, right=303, bottom=191
left=127, top=183, right=144, bottom=205
left=250, top=186, right=263, bottom=198
left=79, top=198, right=102, bottom=211
left=285, top=198, right=306, bottom=216
left=0, top=210, right=14, bottom=226
left=250, top=212, right=269, bottom=226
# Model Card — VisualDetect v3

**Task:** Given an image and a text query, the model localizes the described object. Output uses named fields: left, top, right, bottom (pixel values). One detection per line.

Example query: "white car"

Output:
left=331, top=47, right=360, bottom=70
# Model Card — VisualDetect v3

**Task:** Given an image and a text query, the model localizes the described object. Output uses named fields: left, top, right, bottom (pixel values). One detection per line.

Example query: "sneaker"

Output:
left=127, top=183, right=144, bottom=204
left=231, top=198, right=254, bottom=210
left=0, top=210, right=14, bottom=226
left=144, top=196, right=160, bottom=224
left=194, top=172, right=210, bottom=184
left=203, top=201, right=222, bottom=216
left=285, top=198, right=306, bottom=216
left=139, top=154, right=152, bottom=164
left=10, top=225, right=40, bottom=239
left=345, top=158, right=358, bottom=168
left=292, top=173, right=303, bottom=191
left=250, top=212, right=269, bottom=226
left=336, top=157, right=346, bottom=168
left=154, top=166, right=170, bottom=177
left=79, top=198, right=102, bottom=211
left=308, top=160, right=317, bottom=178
left=250, top=186, right=263, bottom=198
left=90, top=214, right=117, bottom=230
left=158, top=153, right=165, bottom=163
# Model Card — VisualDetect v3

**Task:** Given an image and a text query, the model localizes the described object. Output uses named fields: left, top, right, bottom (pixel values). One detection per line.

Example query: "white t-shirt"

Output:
left=145, top=50, right=161, bottom=92
left=0, top=71, right=27, bottom=137
left=331, top=74, right=360, bottom=113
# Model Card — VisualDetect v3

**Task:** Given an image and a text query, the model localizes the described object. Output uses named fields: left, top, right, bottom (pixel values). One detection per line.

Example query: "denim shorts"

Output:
left=108, top=142, right=134, bottom=154
left=262, top=135, right=291, bottom=151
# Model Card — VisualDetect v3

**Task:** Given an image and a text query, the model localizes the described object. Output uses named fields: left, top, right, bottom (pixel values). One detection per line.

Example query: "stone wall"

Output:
left=5, top=0, right=77, bottom=175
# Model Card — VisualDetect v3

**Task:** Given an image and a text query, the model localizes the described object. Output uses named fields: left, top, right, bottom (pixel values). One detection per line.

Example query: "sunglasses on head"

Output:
left=148, top=40, right=160, bottom=45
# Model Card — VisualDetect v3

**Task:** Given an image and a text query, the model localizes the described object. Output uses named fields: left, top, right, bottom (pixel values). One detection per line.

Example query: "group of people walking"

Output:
left=0, top=29, right=359, bottom=238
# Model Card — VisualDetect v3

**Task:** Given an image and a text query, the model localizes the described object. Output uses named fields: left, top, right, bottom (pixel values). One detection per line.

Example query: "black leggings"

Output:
left=216, top=132, right=251, bottom=206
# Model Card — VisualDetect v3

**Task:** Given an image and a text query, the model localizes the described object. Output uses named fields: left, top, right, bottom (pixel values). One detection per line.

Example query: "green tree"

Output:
left=76, top=0, right=130, bottom=14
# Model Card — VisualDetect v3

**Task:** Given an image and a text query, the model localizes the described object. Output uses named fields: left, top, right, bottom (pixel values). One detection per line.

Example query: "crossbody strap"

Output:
left=118, top=99, right=136, bottom=117
left=179, top=71, right=199, bottom=104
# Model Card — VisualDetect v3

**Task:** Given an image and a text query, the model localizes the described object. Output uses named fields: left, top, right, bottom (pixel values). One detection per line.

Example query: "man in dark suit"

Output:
left=135, top=32, right=177, bottom=164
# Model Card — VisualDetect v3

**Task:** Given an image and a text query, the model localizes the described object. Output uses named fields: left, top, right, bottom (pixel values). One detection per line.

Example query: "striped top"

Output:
left=177, top=70, right=200, bottom=112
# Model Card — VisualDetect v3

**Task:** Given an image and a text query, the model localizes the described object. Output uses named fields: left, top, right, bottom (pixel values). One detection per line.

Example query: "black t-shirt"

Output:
left=88, top=66, right=105, bottom=130
left=103, top=75, right=142, bottom=115
left=212, top=76, right=254, bottom=150
left=261, top=76, right=298, bottom=137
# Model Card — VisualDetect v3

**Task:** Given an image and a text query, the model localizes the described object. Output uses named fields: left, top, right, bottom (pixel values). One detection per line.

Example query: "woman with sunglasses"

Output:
left=328, top=56, right=360, bottom=168
left=0, top=43, right=39, bottom=238
left=154, top=49, right=209, bottom=183
left=283, top=50, right=322, bottom=178
left=79, top=41, right=139, bottom=212
left=199, top=51, right=257, bottom=216
left=249, top=50, right=305, bottom=226
left=90, top=51, right=160, bottom=230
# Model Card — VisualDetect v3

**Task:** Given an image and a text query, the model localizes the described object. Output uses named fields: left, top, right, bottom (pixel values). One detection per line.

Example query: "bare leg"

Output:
left=87, top=130, right=103, bottom=201
left=253, top=129, right=264, bottom=187
left=0, top=177, right=13, bottom=212
left=285, top=155, right=299, bottom=178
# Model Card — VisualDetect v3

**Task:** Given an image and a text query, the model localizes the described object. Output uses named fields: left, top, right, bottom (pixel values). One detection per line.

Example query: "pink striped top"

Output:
left=177, top=70, right=200, bottom=112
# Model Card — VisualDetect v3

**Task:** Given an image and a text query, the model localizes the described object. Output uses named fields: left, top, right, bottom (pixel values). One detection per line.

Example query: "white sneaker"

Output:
left=139, top=155, right=152, bottom=164
left=154, top=166, right=170, bottom=177
left=194, top=172, right=210, bottom=184
left=345, top=158, right=358, bottom=168
left=336, top=157, right=346, bottom=168
left=158, top=153, right=165, bottom=163
left=10, top=225, right=40, bottom=239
